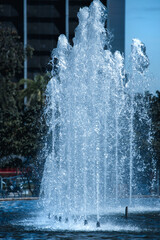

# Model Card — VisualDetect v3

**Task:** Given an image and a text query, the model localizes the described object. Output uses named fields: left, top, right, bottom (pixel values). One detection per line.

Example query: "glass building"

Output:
left=0, top=0, right=125, bottom=78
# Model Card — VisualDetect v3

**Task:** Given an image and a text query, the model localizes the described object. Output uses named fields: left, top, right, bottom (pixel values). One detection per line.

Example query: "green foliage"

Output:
left=0, top=27, right=23, bottom=80
left=133, top=91, right=160, bottom=172
left=0, top=106, right=44, bottom=157
left=0, top=26, right=47, bottom=196
left=0, top=26, right=33, bottom=112
left=0, top=27, right=33, bottom=81
left=18, top=73, right=50, bottom=108
left=150, top=91, right=160, bottom=168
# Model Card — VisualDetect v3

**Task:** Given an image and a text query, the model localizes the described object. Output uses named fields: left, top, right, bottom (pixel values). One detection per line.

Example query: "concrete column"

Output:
left=65, top=0, right=69, bottom=40
left=0, top=177, right=2, bottom=191
left=24, top=0, right=27, bottom=104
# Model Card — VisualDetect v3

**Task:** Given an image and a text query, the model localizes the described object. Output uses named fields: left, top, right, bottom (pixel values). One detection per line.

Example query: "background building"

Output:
left=0, top=0, right=125, bottom=79
left=108, top=0, right=125, bottom=54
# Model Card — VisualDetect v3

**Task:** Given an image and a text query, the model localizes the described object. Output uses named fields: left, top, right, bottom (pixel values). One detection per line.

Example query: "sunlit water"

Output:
left=40, top=0, right=158, bottom=226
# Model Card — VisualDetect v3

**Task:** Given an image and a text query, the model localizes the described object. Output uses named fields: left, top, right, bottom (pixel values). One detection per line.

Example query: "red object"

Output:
left=0, top=168, right=28, bottom=177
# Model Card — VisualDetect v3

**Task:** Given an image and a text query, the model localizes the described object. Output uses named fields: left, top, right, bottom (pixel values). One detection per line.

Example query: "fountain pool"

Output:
left=0, top=199, right=160, bottom=239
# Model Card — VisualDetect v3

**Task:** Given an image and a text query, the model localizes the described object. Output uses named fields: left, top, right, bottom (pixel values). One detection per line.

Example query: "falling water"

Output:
left=40, top=0, right=156, bottom=226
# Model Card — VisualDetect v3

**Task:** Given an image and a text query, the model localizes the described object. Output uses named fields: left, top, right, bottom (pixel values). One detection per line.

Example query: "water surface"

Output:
left=0, top=200, right=160, bottom=239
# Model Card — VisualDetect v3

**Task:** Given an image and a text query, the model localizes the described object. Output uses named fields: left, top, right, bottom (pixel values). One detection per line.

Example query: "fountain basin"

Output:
left=0, top=199, right=160, bottom=239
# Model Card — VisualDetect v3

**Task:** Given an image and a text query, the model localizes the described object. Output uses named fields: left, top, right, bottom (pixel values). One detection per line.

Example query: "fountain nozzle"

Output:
left=96, top=221, right=100, bottom=228
left=84, top=219, right=88, bottom=225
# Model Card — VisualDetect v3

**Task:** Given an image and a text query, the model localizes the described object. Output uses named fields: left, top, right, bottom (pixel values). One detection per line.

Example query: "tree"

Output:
left=0, top=26, right=34, bottom=160
left=18, top=73, right=50, bottom=108
left=150, top=91, right=160, bottom=169
left=0, top=27, right=33, bottom=111
left=0, top=26, right=49, bottom=196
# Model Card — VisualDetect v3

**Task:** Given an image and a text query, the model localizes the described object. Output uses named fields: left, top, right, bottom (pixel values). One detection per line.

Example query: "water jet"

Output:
left=40, top=0, right=156, bottom=228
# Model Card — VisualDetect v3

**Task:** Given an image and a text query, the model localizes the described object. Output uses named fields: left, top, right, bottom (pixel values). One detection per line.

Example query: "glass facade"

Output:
left=0, top=0, right=125, bottom=78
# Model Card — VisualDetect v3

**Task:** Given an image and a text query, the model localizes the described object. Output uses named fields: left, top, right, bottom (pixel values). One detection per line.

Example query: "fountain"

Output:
left=40, top=0, right=157, bottom=228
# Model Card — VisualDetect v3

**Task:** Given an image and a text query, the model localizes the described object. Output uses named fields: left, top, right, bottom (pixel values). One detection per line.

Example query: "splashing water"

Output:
left=40, top=0, right=156, bottom=225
